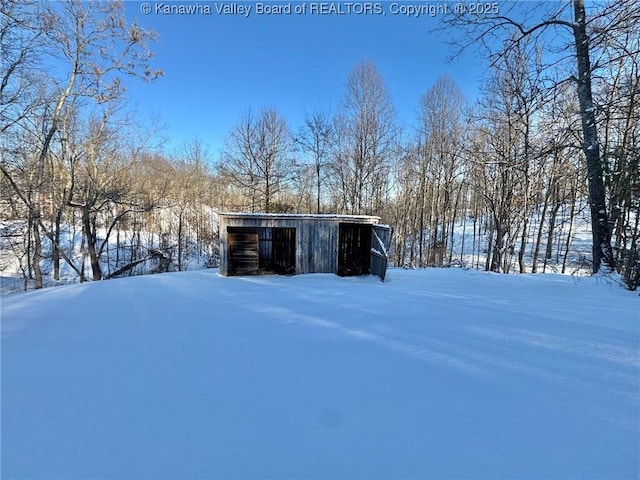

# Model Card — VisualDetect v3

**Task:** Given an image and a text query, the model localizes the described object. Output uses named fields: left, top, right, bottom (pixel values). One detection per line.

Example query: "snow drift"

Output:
left=2, top=268, right=638, bottom=479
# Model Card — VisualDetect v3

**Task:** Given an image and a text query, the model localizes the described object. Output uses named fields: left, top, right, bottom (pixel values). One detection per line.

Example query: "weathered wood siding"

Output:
left=370, top=224, right=392, bottom=281
left=219, top=214, right=381, bottom=276
left=227, top=232, right=259, bottom=275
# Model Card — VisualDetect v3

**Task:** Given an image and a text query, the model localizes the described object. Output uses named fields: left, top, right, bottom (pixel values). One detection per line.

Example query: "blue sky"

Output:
left=122, top=1, right=490, bottom=157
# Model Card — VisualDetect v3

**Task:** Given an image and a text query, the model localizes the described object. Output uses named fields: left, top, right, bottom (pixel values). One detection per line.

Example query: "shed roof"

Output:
left=219, top=212, right=381, bottom=223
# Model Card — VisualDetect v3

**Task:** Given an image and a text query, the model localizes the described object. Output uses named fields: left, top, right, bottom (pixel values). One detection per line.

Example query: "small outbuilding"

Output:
left=218, top=213, right=392, bottom=281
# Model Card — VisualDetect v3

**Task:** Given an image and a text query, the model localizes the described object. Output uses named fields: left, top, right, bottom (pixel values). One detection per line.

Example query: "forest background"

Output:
left=1, top=0, right=638, bottom=291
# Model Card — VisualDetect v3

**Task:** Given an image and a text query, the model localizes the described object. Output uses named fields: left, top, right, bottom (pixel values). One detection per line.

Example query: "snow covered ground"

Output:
left=2, top=268, right=638, bottom=479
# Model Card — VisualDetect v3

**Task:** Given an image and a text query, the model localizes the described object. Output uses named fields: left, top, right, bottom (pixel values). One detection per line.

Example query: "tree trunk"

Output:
left=490, top=223, right=507, bottom=273
left=177, top=210, right=184, bottom=271
left=26, top=215, right=33, bottom=282
left=572, top=0, right=615, bottom=273
left=83, top=207, right=102, bottom=281
left=518, top=213, right=529, bottom=274
left=562, top=175, right=578, bottom=274
left=448, top=185, right=462, bottom=264
left=316, top=162, right=321, bottom=214
left=418, top=174, right=426, bottom=266
left=485, top=227, right=493, bottom=272
left=53, top=208, right=62, bottom=281
left=32, top=219, right=43, bottom=289
left=543, top=200, right=561, bottom=273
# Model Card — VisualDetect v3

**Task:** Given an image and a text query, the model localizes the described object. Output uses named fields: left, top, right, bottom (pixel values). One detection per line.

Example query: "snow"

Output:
left=0, top=204, right=220, bottom=294
left=220, top=212, right=380, bottom=221
left=2, top=268, right=639, bottom=479
left=372, top=229, right=389, bottom=258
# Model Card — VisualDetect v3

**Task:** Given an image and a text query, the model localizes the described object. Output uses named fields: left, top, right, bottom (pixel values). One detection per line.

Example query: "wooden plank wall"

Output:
left=370, top=225, right=392, bottom=281
left=219, top=215, right=381, bottom=276
left=228, top=232, right=259, bottom=275
left=257, top=227, right=272, bottom=270
left=220, top=217, right=339, bottom=275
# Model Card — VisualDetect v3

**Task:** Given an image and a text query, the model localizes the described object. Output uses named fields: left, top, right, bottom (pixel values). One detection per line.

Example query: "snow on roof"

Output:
left=219, top=212, right=381, bottom=222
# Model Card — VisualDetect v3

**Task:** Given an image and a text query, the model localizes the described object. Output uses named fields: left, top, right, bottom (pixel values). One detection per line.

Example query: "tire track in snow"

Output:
left=468, top=325, right=640, bottom=369
left=255, top=306, right=489, bottom=378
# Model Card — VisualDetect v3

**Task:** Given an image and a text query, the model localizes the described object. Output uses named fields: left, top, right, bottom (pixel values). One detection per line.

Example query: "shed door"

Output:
left=338, top=223, right=372, bottom=276
left=370, top=225, right=391, bottom=281
left=271, top=227, right=296, bottom=274
left=228, top=232, right=259, bottom=275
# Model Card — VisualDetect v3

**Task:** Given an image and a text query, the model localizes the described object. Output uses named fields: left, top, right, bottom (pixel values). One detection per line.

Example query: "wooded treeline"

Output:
left=1, top=0, right=638, bottom=290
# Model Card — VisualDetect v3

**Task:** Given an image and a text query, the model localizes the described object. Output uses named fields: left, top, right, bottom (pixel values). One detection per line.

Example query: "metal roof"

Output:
left=219, top=212, right=381, bottom=222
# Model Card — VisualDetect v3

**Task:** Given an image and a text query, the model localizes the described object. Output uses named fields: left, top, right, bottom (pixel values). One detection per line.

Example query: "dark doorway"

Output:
left=338, top=223, right=372, bottom=276
left=271, top=227, right=296, bottom=274
left=227, top=230, right=259, bottom=275
left=227, top=226, right=295, bottom=276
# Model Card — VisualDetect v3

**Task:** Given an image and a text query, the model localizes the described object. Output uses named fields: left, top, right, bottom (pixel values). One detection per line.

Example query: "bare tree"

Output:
left=596, top=18, right=640, bottom=288
left=415, top=75, right=466, bottom=266
left=220, top=108, right=295, bottom=212
left=0, top=0, right=46, bottom=135
left=440, top=0, right=640, bottom=273
left=168, top=138, right=216, bottom=271
left=1, top=0, right=161, bottom=287
left=294, top=108, right=333, bottom=213
left=329, top=61, right=398, bottom=215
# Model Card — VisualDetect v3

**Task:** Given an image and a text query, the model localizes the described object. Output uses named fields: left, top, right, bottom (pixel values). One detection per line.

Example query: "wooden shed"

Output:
left=219, top=213, right=392, bottom=280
